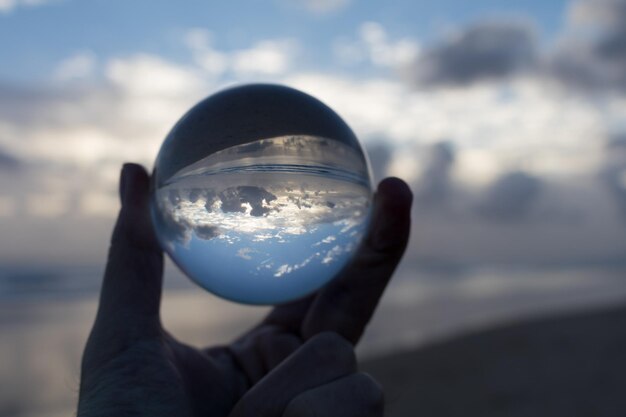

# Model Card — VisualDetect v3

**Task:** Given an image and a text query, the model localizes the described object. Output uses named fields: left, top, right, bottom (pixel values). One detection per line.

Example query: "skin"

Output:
left=77, top=163, right=412, bottom=417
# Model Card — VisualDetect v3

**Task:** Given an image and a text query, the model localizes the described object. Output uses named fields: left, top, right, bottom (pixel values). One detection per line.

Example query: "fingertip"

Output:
left=113, top=162, right=159, bottom=251
left=369, top=177, right=412, bottom=252
left=119, top=163, right=150, bottom=208
left=376, top=177, right=413, bottom=209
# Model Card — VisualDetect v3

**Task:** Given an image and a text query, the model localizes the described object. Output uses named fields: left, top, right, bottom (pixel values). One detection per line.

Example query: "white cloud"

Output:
left=0, top=0, right=56, bottom=13
left=568, top=0, right=626, bottom=27
left=0, top=52, right=210, bottom=243
left=79, top=191, right=118, bottom=217
left=26, top=193, right=68, bottom=218
left=0, top=195, right=16, bottom=217
left=231, top=39, right=297, bottom=76
left=0, top=0, right=15, bottom=13
left=333, top=21, right=420, bottom=69
left=360, top=22, right=420, bottom=68
left=105, top=54, right=205, bottom=96
left=54, top=51, right=97, bottom=81
left=286, top=0, right=351, bottom=15
left=387, top=149, right=421, bottom=184
left=184, top=29, right=229, bottom=76
left=184, top=29, right=299, bottom=77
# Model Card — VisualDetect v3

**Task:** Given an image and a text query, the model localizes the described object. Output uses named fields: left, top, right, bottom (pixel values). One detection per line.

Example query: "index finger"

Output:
left=301, top=177, right=412, bottom=344
left=87, top=165, right=164, bottom=358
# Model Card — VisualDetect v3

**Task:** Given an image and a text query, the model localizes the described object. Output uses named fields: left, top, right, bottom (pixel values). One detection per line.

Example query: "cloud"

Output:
left=25, top=193, right=69, bottom=218
left=195, top=225, right=221, bottom=240
left=410, top=20, right=538, bottom=87
left=184, top=29, right=298, bottom=77
left=0, top=0, right=16, bottom=13
left=231, top=40, right=298, bottom=76
left=600, top=134, right=626, bottom=217
left=0, top=148, right=20, bottom=171
left=333, top=21, right=420, bottom=69
left=408, top=172, right=626, bottom=265
left=184, top=29, right=228, bottom=77
left=415, top=142, right=455, bottom=208
left=286, top=0, right=351, bottom=15
left=0, top=0, right=56, bottom=14
left=365, top=142, right=392, bottom=182
left=477, top=171, right=542, bottom=221
left=53, top=51, right=97, bottom=81
left=219, top=186, right=277, bottom=217
left=105, top=54, right=205, bottom=96
left=286, top=72, right=611, bottom=183
left=401, top=1, right=626, bottom=94
left=568, top=0, right=626, bottom=28
left=0, top=52, right=208, bottom=232
left=548, top=0, right=626, bottom=93
left=0, top=195, right=16, bottom=217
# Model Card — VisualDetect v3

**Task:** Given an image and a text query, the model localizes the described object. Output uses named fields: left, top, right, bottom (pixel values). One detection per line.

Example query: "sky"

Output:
left=1, top=0, right=626, bottom=268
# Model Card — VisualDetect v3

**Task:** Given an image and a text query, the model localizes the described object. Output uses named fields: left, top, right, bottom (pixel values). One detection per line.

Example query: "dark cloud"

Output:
left=194, top=225, right=221, bottom=240
left=219, top=186, right=277, bottom=217
left=549, top=0, right=626, bottom=93
left=188, top=189, right=205, bottom=204
left=411, top=20, right=538, bottom=87
left=415, top=142, right=455, bottom=208
left=405, top=1, right=626, bottom=94
left=152, top=207, right=192, bottom=246
left=538, top=0, right=626, bottom=92
left=478, top=171, right=542, bottom=221
left=0, top=83, right=103, bottom=127
left=365, top=142, right=392, bottom=183
left=167, top=189, right=182, bottom=206
left=600, top=134, right=626, bottom=217
left=0, top=149, right=20, bottom=171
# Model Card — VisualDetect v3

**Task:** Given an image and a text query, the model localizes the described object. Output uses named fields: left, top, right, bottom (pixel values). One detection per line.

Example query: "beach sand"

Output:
left=362, top=300, right=626, bottom=417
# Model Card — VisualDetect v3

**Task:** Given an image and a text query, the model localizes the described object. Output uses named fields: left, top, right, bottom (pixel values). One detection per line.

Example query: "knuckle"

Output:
left=353, top=372, right=384, bottom=410
left=307, top=332, right=356, bottom=371
left=309, top=331, right=355, bottom=365
left=272, top=332, right=302, bottom=349
left=283, top=394, right=316, bottom=417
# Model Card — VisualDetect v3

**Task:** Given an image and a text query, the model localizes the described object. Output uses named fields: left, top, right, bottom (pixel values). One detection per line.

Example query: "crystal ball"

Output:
left=151, top=84, right=372, bottom=305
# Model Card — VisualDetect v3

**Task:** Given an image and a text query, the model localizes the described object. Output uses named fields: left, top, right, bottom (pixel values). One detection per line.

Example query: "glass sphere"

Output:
left=151, top=84, right=372, bottom=305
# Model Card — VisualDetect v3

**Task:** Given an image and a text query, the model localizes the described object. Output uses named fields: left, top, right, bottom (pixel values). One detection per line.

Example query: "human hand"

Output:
left=77, top=163, right=412, bottom=417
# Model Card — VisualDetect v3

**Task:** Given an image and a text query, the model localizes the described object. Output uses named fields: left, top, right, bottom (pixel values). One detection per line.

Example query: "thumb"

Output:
left=92, top=164, right=164, bottom=348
